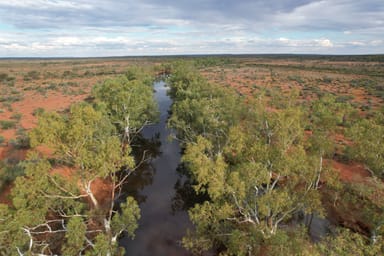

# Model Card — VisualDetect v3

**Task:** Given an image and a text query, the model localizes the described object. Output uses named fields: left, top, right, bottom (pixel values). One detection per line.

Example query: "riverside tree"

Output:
left=167, top=62, right=332, bottom=255
left=92, top=67, right=158, bottom=145
left=0, top=68, right=158, bottom=255
left=181, top=106, right=327, bottom=255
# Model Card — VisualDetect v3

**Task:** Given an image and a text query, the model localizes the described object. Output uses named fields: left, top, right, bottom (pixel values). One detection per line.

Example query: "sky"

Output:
left=0, top=0, right=383, bottom=57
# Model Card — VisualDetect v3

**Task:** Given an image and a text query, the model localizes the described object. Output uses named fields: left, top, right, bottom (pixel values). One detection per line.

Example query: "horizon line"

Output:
left=1, top=53, right=384, bottom=60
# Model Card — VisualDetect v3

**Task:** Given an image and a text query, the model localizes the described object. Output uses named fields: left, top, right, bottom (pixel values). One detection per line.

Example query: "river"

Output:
left=118, top=80, right=330, bottom=255
left=119, top=80, right=192, bottom=256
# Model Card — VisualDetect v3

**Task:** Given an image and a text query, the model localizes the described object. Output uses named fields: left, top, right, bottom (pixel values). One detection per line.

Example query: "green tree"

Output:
left=0, top=102, right=142, bottom=255
left=180, top=103, right=326, bottom=255
left=347, top=114, right=384, bottom=178
left=167, top=62, right=244, bottom=148
left=92, top=68, right=158, bottom=145
left=317, top=227, right=383, bottom=256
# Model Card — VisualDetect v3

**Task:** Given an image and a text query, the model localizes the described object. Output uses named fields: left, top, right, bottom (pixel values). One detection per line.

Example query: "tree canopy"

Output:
left=0, top=67, right=158, bottom=255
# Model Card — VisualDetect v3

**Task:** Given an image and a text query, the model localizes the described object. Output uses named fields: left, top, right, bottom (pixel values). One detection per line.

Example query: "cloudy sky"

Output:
left=0, top=0, right=383, bottom=57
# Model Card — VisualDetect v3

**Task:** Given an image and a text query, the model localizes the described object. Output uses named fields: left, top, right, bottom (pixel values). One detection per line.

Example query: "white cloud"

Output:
left=350, top=41, right=366, bottom=46
left=0, top=0, right=382, bottom=56
left=316, top=39, right=333, bottom=47
left=0, top=0, right=92, bottom=10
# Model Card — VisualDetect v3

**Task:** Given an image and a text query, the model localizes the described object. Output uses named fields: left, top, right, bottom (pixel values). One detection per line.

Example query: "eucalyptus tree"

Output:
left=346, top=112, right=384, bottom=178
left=0, top=67, right=159, bottom=255
left=92, top=67, right=158, bottom=145
left=0, top=103, right=140, bottom=255
left=167, top=62, right=333, bottom=255
left=167, top=62, right=244, bottom=149
left=181, top=103, right=328, bottom=255
left=317, top=227, right=383, bottom=256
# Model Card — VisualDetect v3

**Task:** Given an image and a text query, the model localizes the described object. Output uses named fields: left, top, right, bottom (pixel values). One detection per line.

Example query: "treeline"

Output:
left=0, top=67, right=158, bottom=255
left=167, top=61, right=383, bottom=255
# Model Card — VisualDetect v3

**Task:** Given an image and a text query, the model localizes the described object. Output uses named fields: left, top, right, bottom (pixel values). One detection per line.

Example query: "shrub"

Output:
left=288, top=75, right=304, bottom=84
left=0, top=120, right=17, bottom=130
left=335, top=95, right=354, bottom=103
left=10, top=113, right=22, bottom=120
left=322, top=76, right=333, bottom=84
left=9, top=136, right=30, bottom=149
left=23, top=70, right=40, bottom=81
left=0, top=73, right=8, bottom=80
left=32, top=107, right=45, bottom=116
left=0, top=161, right=25, bottom=190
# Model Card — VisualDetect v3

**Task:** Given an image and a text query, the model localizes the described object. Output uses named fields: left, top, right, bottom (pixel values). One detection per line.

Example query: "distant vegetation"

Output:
left=0, top=56, right=383, bottom=255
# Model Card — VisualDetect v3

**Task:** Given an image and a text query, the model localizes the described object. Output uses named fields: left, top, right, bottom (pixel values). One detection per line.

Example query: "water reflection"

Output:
left=172, top=163, right=209, bottom=214
left=116, top=133, right=162, bottom=204
left=119, top=81, right=193, bottom=256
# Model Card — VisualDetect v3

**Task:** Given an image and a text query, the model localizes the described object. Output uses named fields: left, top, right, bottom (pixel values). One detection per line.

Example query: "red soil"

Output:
left=14, top=92, right=87, bottom=130
left=330, top=160, right=370, bottom=183
left=51, top=166, right=113, bottom=208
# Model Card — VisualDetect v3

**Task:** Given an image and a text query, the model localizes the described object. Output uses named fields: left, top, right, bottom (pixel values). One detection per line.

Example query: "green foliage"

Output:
left=32, top=107, right=45, bottom=116
left=0, top=66, right=157, bottom=254
left=168, top=62, right=244, bottom=148
left=193, top=57, right=233, bottom=68
left=23, top=70, right=40, bottom=81
left=85, top=234, right=114, bottom=256
left=1, top=102, right=141, bottom=254
left=181, top=106, right=326, bottom=253
left=335, top=95, right=355, bottom=103
left=350, top=78, right=384, bottom=99
left=0, top=120, right=17, bottom=130
left=169, top=61, right=331, bottom=254
left=317, top=228, right=383, bottom=256
left=0, top=160, right=25, bottom=190
left=306, top=94, right=356, bottom=158
left=30, top=103, right=134, bottom=175
left=92, top=67, right=158, bottom=139
left=62, top=217, right=87, bottom=255
left=288, top=75, right=304, bottom=84
left=0, top=72, right=15, bottom=87
left=9, top=128, right=30, bottom=149
left=264, top=227, right=318, bottom=256
left=10, top=112, right=22, bottom=120
left=111, top=196, right=141, bottom=239
left=346, top=114, right=384, bottom=178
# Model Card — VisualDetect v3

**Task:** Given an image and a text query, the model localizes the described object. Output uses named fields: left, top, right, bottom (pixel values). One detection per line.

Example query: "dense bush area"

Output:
left=168, top=62, right=384, bottom=255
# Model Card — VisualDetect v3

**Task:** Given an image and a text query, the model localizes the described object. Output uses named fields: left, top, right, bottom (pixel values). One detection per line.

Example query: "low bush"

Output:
left=23, top=70, right=40, bottom=81
left=0, top=161, right=25, bottom=190
left=10, top=113, right=22, bottom=120
left=0, top=120, right=17, bottom=130
left=32, top=107, right=45, bottom=116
